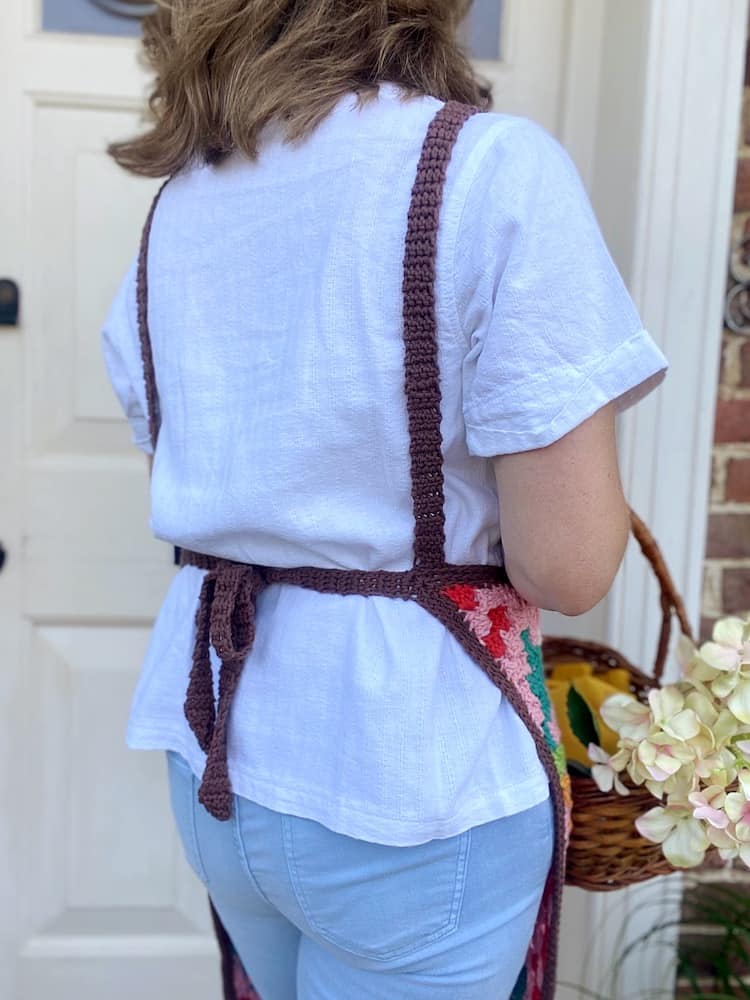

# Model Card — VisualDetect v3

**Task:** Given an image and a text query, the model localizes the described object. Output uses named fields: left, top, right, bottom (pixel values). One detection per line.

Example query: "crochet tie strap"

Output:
left=185, top=561, right=268, bottom=820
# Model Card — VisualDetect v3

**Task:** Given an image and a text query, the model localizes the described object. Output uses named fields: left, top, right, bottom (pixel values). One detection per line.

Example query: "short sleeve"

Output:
left=101, top=257, right=154, bottom=455
left=455, top=117, right=668, bottom=457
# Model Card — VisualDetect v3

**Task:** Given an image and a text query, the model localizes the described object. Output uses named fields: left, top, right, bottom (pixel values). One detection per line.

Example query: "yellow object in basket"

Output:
left=547, top=660, right=630, bottom=769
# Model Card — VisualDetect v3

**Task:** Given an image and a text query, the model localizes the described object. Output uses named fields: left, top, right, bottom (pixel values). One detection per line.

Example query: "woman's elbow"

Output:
left=504, top=513, right=630, bottom=616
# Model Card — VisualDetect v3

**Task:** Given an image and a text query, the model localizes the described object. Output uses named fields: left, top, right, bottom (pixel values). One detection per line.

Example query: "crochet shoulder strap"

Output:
left=136, top=179, right=169, bottom=451
left=401, top=102, right=478, bottom=567
left=136, top=102, right=478, bottom=570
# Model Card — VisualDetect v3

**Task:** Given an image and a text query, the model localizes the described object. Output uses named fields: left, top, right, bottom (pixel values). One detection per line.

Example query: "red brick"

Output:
left=741, top=340, right=750, bottom=388
left=714, top=399, right=750, bottom=443
left=736, top=156, right=750, bottom=212
left=705, top=514, right=750, bottom=558
left=726, top=457, right=750, bottom=501
left=722, top=567, right=750, bottom=612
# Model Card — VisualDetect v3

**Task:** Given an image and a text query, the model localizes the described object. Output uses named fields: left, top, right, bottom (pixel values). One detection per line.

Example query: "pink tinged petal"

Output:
left=587, top=743, right=610, bottom=766
left=724, top=792, right=747, bottom=824
left=714, top=709, right=740, bottom=744
left=591, top=764, right=614, bottom=793
left=688, top=784, right=723, bottom=801
left=626, top=753, right=648, bottom=785
left=610, top=748, right=632, bottom=771
left=704, top=768, right=737, bottom=790
left=665, top=709, right=701, bottom=741
left=645, top=779, right=666, bottom=799
left=691, top=805, right=729, bottom=829
left=638, top=740, right=659, bottom=767
left=686, top=659, right=722, bottom=684
left=600, top=694, right=647, bottom=734
left=676, top=635, right=699, bottom=672
left=662, top=818, right=710, bottom=868
left=728, top=679, right=750, bottom=725
left=737, top=768, right=750, bottom=797
left=688, top=730, right=716, bottom=758
left=685, top=690, right=719, bottom=727
left=700, top=642, right=740, bottom=672
left=696, top=751, right=727, bottom=776
left=635, top=806, right=676, bottom=843
left=613, top=773, right=630, bottom=796
left=647, top=763, right=677, bottom=782
left=648, top=687, right=685, bottom=723
left=736, top=818, right=750, bottom=842
left=706, top=825, right=738, bottom=850
left=712, top=616, right=747, bottom=649
left=711, top=673, right=738, bottom=700
left=622, top=720, right=654, bottom=742
left=652, top=747, right=687, bottom=778
left=662, top=771, right=696, bottom=801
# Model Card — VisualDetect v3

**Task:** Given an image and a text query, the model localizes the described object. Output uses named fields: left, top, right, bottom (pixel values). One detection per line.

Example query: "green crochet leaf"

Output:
left=566, top=684, right=600, bottom=750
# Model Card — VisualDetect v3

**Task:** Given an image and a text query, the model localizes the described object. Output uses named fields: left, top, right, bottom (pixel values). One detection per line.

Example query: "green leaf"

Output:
left=567, top=684, right=600, bottom=749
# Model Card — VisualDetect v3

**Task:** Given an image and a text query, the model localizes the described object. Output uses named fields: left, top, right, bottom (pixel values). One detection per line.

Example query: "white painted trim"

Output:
left=581, top=2, right=749, bottom=997
left=558, top=0, right=606, bottom=185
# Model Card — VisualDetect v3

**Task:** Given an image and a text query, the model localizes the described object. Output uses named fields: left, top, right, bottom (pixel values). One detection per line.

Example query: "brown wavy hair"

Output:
left=108, top=0, right=490, bottom=177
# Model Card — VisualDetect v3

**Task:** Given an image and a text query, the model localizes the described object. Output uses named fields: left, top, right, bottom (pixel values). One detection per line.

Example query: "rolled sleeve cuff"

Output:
left=465, top=328, right=668, bottom=457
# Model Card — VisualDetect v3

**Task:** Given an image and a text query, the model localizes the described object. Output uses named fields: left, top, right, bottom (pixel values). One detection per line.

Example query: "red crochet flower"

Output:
left=442, top=584, right=477, bottom=611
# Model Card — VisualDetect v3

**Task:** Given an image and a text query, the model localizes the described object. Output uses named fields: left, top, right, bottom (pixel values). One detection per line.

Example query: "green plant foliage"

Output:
left=567, top=684, right=601, bottom=749
left=558, top=877, right=750, bottom=999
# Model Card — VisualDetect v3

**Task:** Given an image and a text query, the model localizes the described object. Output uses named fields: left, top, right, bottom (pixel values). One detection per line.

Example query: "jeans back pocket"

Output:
left=282, top=815, right=470, bottom=962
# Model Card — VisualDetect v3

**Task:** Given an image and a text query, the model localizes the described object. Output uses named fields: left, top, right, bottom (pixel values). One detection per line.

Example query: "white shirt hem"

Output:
left=130, top=727, right=550, bottom=846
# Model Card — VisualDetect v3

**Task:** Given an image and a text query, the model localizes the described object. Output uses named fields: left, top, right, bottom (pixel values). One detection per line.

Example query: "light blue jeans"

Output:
left=166, top=750, right=554, bottom=999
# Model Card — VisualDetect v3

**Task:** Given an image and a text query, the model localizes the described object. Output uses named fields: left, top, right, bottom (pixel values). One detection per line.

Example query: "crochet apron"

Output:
left=136, top=102, right=573, bottom=1000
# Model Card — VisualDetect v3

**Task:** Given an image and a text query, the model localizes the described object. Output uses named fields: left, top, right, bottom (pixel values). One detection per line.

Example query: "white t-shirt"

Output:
left=102, top=83, right=668, bottom=846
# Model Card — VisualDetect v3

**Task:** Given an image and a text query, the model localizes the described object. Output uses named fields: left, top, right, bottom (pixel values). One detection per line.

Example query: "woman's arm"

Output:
left=492, top=401, right=630, bottom=617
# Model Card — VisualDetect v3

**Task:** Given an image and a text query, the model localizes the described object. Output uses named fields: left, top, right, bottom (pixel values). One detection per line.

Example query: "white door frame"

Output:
left=557, top=1, right=749, bottom=997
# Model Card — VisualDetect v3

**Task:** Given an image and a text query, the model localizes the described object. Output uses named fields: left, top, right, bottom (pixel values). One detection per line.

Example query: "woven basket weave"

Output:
left=542, top=508, right=696, bottom=892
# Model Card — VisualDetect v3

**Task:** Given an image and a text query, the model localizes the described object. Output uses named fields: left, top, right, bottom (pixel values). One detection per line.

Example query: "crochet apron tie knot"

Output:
left=184, top=561, right=268, bottom=820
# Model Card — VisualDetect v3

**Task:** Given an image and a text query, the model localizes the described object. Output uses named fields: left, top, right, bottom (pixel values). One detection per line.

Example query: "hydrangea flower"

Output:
left=698, top=617, right=750, bottom=724
left=586, top=613, right=750, bottom=870
left=635, top=804, right=711, bottom=868
left=588, top=743, right=629, bottom=795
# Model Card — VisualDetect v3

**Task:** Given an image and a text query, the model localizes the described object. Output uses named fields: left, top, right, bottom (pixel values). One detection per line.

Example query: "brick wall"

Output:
left=700, top=64, right=750, bottom=641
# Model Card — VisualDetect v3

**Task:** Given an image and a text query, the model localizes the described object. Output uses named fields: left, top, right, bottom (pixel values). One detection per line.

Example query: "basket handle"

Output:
left=628, top=507, right=695, bottom=683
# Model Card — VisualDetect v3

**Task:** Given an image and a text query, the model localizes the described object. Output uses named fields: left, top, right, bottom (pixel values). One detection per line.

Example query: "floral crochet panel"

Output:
left=442, top=583, right=573, bottom=831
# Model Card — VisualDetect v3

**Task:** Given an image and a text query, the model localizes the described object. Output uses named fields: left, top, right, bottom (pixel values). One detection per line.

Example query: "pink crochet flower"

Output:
left=443, top=582, right=546, bottom=730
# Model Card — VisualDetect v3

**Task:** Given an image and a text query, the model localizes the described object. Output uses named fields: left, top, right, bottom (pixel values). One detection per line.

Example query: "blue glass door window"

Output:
left=43, top=0, right=503, bottom=59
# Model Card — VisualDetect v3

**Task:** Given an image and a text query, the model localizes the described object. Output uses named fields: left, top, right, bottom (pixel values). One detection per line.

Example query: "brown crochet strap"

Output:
left=136, top=179, right=170, bottom=449
left=403, top=102, right=478, bottom=568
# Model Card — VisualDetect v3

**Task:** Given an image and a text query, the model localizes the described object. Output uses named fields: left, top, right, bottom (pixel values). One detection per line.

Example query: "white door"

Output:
left=0, top=2, right=592, bottom=997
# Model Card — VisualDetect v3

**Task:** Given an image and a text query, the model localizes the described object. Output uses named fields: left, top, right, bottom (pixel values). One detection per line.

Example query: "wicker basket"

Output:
left=542, top=508, right=696, bottom=892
